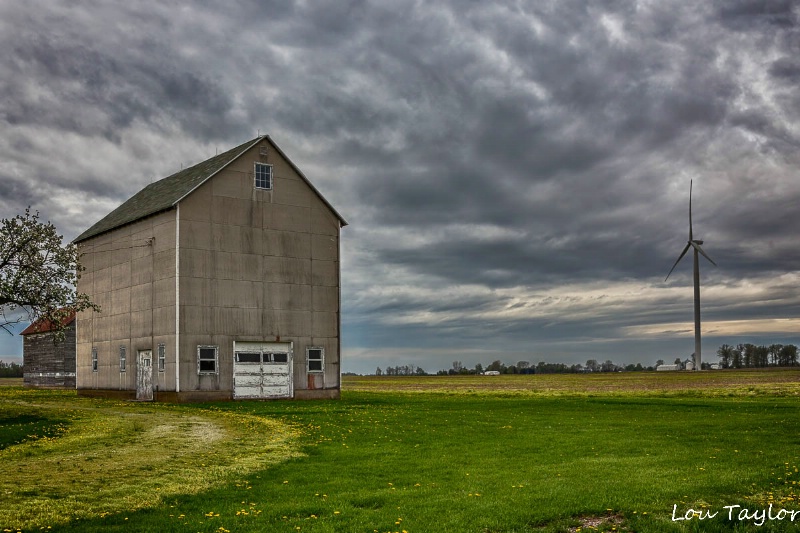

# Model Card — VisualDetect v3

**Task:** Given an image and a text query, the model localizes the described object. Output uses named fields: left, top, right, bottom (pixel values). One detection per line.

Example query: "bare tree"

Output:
left=717, top=344, right=734, bottom=368
left=768, top=344, right=784, bottom=366
left=731, top=346, right=743, bottom=368
left=780, top=345, right=798, bottom=366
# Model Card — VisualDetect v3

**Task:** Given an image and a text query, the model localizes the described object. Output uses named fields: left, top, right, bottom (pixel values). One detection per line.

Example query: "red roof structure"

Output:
left=20, top=311, right=76, bottom=336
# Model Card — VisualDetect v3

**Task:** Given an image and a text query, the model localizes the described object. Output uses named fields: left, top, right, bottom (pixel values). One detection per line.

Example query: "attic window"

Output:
left=255, top=162, right=272, bottom=190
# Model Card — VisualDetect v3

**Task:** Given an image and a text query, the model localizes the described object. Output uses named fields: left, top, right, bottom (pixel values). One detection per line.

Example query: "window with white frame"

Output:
left=92, top=347, right=98, bottom=372
left=254, top=162, right=272, bottom=190
left=119, top=346, right=126, bottom=372
left=307, top=347, right=324, bottom=373
left=158, top=343, right=166, bottom=372
left=198, top=345, right=218, bottom=374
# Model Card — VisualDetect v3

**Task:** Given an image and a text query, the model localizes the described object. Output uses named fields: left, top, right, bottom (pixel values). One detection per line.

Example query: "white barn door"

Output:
left=233, top=342, right=293, bottom=399
left=136, top=350, right=153, bottom=401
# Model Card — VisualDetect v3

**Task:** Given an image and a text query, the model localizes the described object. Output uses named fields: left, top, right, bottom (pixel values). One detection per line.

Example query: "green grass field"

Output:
left=2, top=370, right=800, bottom=532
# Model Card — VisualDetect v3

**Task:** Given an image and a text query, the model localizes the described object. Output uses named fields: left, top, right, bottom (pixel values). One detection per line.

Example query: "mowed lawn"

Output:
left=2, top=370, right=800, bottom=532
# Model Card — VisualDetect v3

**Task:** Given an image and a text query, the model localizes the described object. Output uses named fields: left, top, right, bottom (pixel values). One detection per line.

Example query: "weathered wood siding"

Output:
left=22, top=324, right=76, bottom=388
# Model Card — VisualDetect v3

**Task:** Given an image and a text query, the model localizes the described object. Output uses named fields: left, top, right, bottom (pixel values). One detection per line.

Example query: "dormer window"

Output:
left=255, top=162, right=272, bottom=190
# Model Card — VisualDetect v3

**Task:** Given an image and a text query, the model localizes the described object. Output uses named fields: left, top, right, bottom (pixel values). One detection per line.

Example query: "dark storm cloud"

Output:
left=344, top=0, right=799, bottom=286
left=3, top=11, right=234, bottom=141
left=2, top=0, right=799, bottom=371
left=769, top=57, right=800, bottom=81
left=716, top=0, right=798, bottom=29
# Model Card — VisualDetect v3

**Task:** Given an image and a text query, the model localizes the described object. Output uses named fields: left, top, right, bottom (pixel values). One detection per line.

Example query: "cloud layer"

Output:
left=2, top=1, right=799, bottom=371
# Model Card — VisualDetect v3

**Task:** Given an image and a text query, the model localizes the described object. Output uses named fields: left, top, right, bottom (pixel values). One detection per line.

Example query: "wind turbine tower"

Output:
left=665, top=180, right=717, bottom=370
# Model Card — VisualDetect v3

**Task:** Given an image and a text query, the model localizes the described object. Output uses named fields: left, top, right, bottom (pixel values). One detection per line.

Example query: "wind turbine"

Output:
left=665, top=180, right=717, bottom=370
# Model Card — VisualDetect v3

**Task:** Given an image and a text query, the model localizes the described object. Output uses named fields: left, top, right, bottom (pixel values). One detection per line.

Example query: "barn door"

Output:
left=233, top=342, right=292, bottom=399
left=136, top=350, right=153, bottom=401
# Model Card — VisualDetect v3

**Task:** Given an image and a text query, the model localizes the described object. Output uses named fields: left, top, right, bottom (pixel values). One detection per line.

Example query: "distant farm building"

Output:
left=73, top=135, right=346, bottom=402
left=21, top=311, right=77, bottom=388
left=656, top=364, right=681, bottom=371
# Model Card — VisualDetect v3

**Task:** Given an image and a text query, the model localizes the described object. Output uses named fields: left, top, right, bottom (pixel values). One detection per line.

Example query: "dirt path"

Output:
left=0, top=391, right=302, bottom=529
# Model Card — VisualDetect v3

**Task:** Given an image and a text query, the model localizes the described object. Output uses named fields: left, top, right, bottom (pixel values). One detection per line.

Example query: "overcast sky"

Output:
left=1, top=1, right=799, bottom=373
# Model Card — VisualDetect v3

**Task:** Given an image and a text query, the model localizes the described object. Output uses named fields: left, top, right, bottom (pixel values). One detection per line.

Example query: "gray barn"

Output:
left=74, top=136, right=346, bottom=401
left=21, top=311, right=77, bottom=388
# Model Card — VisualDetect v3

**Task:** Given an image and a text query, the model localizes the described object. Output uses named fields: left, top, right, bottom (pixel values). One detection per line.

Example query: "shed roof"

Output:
left=20, top=310, right=76, bottom=336
left=74, top=135, right=346, bottom=243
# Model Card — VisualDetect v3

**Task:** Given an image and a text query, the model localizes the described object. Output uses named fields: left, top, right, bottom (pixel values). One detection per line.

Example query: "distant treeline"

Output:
left=372, top=343, right=799, bottom=376
left=716, top=343, right=798, bottom=368
left=0, top=360, right=23, bottom=378
left=376, top=359, right=652, bottom=376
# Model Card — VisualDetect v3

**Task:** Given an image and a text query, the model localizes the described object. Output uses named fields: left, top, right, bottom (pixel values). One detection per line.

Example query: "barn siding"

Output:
left=76, top=209, right=177, bottom=393
left=177, top=139, right=341, bottom=399
left=23, top=324, right=76, bottom=388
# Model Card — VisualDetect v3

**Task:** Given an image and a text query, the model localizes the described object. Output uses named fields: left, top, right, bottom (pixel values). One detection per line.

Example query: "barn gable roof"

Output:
left=20, top=310, right=76, bottom=336
left=74, top=135, right=346, bottom=243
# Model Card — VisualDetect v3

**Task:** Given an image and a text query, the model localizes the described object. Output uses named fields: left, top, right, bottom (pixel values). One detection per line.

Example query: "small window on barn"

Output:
left=236, top=352, right=261, bottom=363
left=307, top=348, right=324, bottom=373
left=272, top=352, right=289, bottom=364
left=119, top=346, right=126, bottom=372
left=92, top=347, right=98, bottom=372
left=255, top=162, right=272, bottom=190
left=198, top=346, right=218, bottom=374
left=158, top=344, right=166, bottom=372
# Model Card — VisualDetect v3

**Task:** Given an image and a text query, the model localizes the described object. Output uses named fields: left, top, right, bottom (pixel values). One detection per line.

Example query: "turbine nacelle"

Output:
left=664, top=182, right=716, bottom=282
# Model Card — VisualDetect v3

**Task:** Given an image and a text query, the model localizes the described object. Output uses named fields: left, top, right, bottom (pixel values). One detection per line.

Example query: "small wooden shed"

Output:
left=21, top=311, right=77, bottom=388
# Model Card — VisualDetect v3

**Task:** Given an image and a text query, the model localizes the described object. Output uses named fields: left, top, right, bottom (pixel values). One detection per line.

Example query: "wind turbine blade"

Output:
left=691, top=241, right=717, bottom=266
left=665, top=242, right=692, bottom=281
left=689, top=180, right=693, bottom=241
